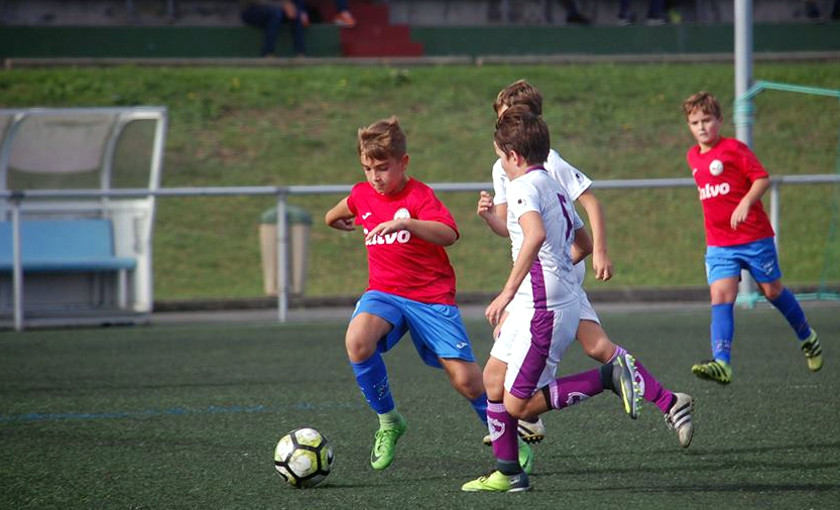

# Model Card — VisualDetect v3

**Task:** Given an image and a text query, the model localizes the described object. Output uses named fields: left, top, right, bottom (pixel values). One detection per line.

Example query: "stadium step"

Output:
left=333, top=1, right=424, bottom=57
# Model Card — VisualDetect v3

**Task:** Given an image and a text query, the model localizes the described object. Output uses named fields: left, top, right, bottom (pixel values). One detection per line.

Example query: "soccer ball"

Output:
left=273, top=427, right=334, bottom=489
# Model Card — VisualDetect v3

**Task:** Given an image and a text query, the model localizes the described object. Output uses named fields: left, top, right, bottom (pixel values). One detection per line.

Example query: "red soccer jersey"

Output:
left=687, top=137, right=775, bottom=247
left=346, top=178, right=460, bottom=305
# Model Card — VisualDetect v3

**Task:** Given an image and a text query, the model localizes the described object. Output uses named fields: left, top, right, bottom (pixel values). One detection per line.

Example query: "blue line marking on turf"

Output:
left=0, top=402, right=362, bottom=424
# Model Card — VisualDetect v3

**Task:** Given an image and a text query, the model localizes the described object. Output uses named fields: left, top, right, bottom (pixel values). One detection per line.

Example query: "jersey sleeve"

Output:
left=414, top=184, right=460, bottom=238
left=507, top=179, right=541, bottom=220
left=546, top=149, right=592, bottom=201
left=735, top=141, right=769, bottom=182
left=491, top=159, right=509, bottom=205
left=346, top=184, right=363, bottom=224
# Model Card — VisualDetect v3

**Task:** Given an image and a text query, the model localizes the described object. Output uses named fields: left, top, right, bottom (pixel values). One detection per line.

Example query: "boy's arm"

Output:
left=477, top=191, right=509, bottom=237
left=485, top=211, right=545, bottom=326
left=571, top=225, right=593, bottom=265
left=731, top=177, right=770, bottom=230
left=365, top=218, right=458, bottom=246
left=576, top=190, right=612, bottom=281
left=325, top=197, right=355, bottom=231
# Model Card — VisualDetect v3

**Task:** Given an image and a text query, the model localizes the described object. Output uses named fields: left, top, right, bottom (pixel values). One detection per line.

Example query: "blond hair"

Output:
left=494, top=79, right=543, bottom=116
left=357, top=116, right=407, bottom=161
left=682, top=91, right=723, bottom=119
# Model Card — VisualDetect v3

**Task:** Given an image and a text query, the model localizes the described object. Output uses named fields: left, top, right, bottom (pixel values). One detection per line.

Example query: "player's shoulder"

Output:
left=407, top=176, right=430, bottom=189
left=350, top=181, right=371, bottom=197
left=713, top=137, right=753, bottom=156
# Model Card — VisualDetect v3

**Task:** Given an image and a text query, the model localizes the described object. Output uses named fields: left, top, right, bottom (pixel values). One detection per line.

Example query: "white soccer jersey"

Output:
left=492, top=148, right=592, bottom=287
left=491, top=168, right=585, bottom=398
left=492, top=149, right=592, bottom=205
left=506, top=168, right=583, bottom=311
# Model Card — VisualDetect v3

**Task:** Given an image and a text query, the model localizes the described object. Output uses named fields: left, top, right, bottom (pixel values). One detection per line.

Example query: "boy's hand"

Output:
left=477, top=191, right=495, bottom=218
left=365, top=219, right=406, bottom=242
left=485, top=289, right=514, bottom=327
left=593, top=252, right=613, bottom=281
left=730, top=202, right=750, bottom=230
left=329, top=218, right=355, bottom=231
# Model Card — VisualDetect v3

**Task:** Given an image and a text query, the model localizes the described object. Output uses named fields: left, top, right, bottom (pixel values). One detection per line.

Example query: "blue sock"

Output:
left=350, top=352, right=395, bottom=415
left=769, top=288, right=812, bottom=341
left=470, top=393, right=488, bottom=426
left=711, top=303, right=734, bottom=364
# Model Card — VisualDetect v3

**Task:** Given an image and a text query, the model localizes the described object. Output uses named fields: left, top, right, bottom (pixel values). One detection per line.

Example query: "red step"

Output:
left=317, top=0, right=423, bottom=57
left=342, top=40, right=424, bottom=57
left=347, top=3, right=391, bottom=26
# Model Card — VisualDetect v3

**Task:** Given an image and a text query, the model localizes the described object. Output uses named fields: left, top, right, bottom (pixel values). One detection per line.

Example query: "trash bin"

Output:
left=259, top=205, right=312, bottom=296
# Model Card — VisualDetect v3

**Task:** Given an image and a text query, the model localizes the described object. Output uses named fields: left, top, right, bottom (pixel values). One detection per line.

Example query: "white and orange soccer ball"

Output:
left=273, top=427, right=334, bottom=489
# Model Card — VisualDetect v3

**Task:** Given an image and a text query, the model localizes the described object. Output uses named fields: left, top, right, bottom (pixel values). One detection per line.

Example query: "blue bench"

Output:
left=0, top=219, right=136, bottom=273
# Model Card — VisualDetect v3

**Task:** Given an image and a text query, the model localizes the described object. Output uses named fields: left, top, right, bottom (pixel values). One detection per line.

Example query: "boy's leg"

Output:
left=463, top=359, right=531, bottom=493
left=347, top=296, right=408, bottom=470
left=762, top=282, right=823, bottom=371
left=439, top=358, right=487, bottom=424
left=462, top=400, right=530, bottom=492
left=577, top=311, right=693, bottom=447
left=749, top=238, right=822, bottom=372
left=537, top=360, right=640, bottom=418
left=694, top=252, right=739, bottom=384
left=440, top=357, right=533, bottom=473
left=489, top=310, right=547, bottom=444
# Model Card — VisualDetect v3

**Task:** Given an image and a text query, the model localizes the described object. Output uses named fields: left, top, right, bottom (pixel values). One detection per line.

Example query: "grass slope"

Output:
left=1, top=63, right=839, bottom=299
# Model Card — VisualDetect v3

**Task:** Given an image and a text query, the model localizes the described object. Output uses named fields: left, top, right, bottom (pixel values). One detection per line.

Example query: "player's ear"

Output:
left=399, top=154, right=409, bottom=168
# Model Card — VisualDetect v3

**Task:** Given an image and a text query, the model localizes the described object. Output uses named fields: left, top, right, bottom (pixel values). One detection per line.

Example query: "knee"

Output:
left=345, top=332, right=375, bottom=363
left=580, top=336, right=614, bottom=364
left=452, top=372, right=484, bottom=400
left=504, top=400, right=528, bottom=420
left=762, top=283, right=784, bottom=301
left=482, top=368, right=505, bottom=401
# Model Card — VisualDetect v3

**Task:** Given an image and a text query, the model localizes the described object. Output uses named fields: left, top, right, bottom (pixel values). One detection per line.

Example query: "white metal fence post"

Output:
left=275, top=192, right=288, bottom=323
left=11, top=195, right=23, bottom=331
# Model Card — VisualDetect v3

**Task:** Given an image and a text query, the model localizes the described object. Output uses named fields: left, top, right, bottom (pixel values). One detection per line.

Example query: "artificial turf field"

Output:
left=1, top=303, right=838, bottom=509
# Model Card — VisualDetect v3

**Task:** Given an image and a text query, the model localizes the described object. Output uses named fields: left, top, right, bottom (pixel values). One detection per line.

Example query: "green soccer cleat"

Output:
left=691, top=359, right=732, bottom=385
left=613, top=353, right=642, bottom=419
left=664, top=392, right=695, bottom=448
left=461, top=470, right=531, bottom=492
left=801, top=329, right=823, bottom=372
left=370, top=414, right=406, bottom=470
left=518, top=438, right=534, bottom=475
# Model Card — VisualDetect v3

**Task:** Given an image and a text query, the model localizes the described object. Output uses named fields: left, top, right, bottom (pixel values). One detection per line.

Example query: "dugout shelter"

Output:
left=0, top=107, right=166, bottom=330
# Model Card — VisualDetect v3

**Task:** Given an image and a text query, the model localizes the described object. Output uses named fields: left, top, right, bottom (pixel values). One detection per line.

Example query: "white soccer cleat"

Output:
left=516, top=417, right=546, bottom=444
left=664, top=392, right=694, bottom=448
left=482, top=417, right=547, bottom=446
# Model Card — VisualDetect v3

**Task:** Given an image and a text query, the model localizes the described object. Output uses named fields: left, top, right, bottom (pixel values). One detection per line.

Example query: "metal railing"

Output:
left=3, top=173, right=840, bottom=331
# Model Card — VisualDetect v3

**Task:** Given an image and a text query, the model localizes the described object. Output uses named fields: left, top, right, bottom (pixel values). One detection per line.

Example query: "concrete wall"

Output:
left=0, top=0, right=833, bottom=26
left=387, top=0, right=832, bottom=25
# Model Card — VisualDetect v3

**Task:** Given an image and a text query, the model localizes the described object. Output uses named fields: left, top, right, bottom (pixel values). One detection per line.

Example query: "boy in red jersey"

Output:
left=325, top=116, right=533, bottom=472
left=683, top=91, right=823, bottom=384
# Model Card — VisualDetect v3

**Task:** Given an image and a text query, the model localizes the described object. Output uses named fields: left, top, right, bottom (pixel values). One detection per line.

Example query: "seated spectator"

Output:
left=562, top=0, right=592, bottom=25
left=803, top=0, right=840, bottom=20
left=240, top=0, right=306, bottom=57
left=618, top=0, right=669, bottom=25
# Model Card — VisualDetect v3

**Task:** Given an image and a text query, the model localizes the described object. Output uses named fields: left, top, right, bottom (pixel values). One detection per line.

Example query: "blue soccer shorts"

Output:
left=705, top=237, right=782, bottom=285
left=351, top=290, right=476, bottom=369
